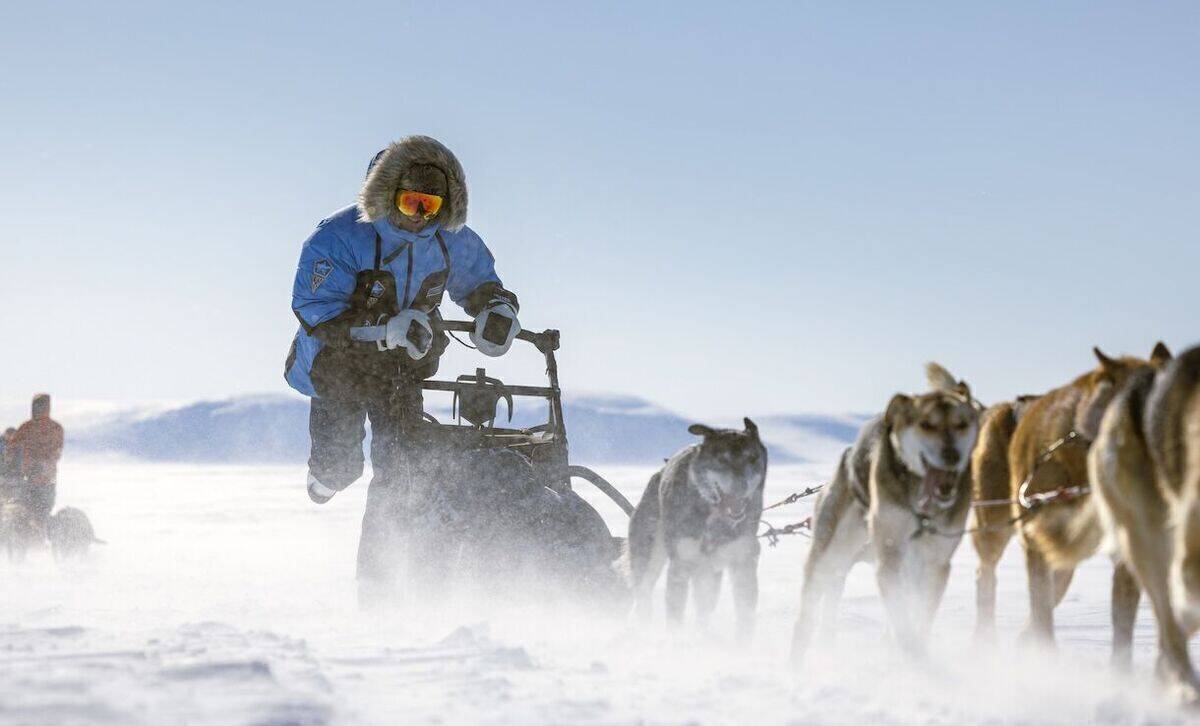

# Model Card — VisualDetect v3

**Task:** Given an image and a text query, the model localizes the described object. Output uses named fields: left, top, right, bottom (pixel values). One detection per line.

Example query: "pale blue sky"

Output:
left=1, top=1, right=1196, bottom=418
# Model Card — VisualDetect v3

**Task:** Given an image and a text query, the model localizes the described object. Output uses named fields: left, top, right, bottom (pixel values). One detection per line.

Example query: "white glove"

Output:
left=385, top=309, right=433, bottom=360
left=470, top=300, right=520, bottom=357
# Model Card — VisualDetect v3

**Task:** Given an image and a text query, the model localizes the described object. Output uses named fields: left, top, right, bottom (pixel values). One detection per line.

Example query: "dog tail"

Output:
left=92, top=537, right=107, bottom=545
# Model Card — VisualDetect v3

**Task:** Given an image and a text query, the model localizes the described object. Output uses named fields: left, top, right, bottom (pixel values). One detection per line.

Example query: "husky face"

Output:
left=686, top=418, right=768, bottom=521
left=886, top=389, right=979, bottom=509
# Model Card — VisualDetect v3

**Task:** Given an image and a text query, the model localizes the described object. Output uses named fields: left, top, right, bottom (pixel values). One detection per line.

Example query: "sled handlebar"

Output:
left=440, top=320, right=559, bottom=354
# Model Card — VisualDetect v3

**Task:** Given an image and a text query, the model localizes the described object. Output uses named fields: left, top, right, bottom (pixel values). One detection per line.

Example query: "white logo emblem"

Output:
left=311, top=259, right=333, bottom=292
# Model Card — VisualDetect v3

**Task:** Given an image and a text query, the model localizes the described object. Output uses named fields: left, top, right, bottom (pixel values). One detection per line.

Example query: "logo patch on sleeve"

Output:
left=311, top=259, right=333, bottom=292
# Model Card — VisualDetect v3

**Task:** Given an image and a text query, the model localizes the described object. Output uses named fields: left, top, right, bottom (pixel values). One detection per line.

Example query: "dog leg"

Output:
left=972, top=528, right=1011, bottom=644
left=917, top=562, right=952, bottom=642
left=1138, top=494, right=1200, bottom=702
left=974, top=559, right=999, bottom=644
left=692, top=567, right=722, bottom=629
left=730, top=555, right=759, bottom=644
left=1019, top=546, right=1056, bottom=648
left=1111, top=562, right=1140, bottom=671
left=820, top=563, right=851, bottom=644
left=664, top=558, right=693, bottom=624
left=792, top=558, right=827, bottom=664
left=876, top=544, right=922, bottom=657
left=1120, top=509, right=1200, bottom=701
left=633, top=540, right=667, bottom=622
left=793, top=508, right=865, bottom=663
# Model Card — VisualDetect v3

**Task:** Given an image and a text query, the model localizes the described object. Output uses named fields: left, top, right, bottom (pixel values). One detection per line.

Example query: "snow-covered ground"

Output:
left=1, top=457, right=1191, bottom=725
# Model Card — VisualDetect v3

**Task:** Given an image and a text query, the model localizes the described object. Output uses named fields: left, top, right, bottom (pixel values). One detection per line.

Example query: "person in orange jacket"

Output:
left=9, top=394, right=64, bottom=522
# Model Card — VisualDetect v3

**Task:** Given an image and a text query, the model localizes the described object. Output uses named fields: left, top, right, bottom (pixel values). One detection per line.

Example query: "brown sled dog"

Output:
left=970, top=395, right=1038, bottom=641
left=1011, top=342, right=1171, bottom=661
left=1091, top=345, right=1199, bottom=702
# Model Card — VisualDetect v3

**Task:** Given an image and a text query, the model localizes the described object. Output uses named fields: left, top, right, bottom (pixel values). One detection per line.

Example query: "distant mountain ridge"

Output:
left=68, top=393, right=867, bottom=466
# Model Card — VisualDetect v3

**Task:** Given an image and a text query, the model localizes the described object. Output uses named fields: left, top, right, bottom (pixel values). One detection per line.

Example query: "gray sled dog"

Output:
left=46, top=507, right=104, bottom=559
left=1, top=500, right=45, bottom=562
left=1090, top=344, right=1200, bottom=703
left=626, top=419, right=767, bottom=640
left=792, top=364, right=979, bottom=662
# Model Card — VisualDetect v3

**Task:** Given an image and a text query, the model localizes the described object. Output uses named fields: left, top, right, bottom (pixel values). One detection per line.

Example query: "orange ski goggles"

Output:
left=395, top=189, right=444, bottom=219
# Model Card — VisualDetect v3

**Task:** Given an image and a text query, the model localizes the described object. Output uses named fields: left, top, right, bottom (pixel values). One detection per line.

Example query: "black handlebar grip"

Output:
left=407, top=319, right=432, bottom=354
left=483, top=314, right=513, bottom=345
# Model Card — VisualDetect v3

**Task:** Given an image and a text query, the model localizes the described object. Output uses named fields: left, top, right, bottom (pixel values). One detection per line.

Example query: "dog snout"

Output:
left=940, top=446, right=960, bottom=467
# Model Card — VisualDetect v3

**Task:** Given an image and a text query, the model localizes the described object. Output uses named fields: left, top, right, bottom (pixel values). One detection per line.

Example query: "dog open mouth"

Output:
left=717, top=495, right=749, bottom=523
left=702, top=496, right=751, bottom=552
left=918, top=454, right=960, bottom=512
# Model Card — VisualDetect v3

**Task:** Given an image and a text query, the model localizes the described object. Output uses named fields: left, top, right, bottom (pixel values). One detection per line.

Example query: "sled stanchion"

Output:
left=569, top=465, right=635, bottom=516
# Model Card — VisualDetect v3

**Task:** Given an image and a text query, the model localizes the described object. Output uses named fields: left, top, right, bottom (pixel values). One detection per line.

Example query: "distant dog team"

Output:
left=0, top=504, right=102, bottom=562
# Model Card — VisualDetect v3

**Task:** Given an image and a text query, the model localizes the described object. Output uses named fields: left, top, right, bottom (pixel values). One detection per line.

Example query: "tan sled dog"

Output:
left=1012, top=343, right=1170, bottom=661
left=970, top=395, right=1038, bottom=641
left=1091, top=345, right=1199, bottom=702
left=792, top=364, right=979, bottom=661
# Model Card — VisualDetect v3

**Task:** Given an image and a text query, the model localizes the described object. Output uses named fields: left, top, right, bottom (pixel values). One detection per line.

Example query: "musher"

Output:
left=7, top=394, right=64, bottom=523
left=284, top=135, right=521, bottom=600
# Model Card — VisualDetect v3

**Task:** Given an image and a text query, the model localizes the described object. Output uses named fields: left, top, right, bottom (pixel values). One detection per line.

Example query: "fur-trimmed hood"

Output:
left=357, top=135, right=468, bottom=232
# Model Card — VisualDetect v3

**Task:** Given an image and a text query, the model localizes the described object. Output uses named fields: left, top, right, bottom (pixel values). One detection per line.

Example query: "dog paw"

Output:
left=1165, top=678, right=1200, bottom=709
left=1016, top=624, right=1057, bottom=654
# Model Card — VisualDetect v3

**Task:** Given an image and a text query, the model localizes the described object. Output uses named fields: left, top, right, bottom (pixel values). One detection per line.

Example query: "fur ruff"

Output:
left=357, top=135, right=469, bottom=232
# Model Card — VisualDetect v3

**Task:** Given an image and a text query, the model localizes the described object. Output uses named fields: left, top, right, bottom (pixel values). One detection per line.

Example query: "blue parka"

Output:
left=285, top=208, right=507, bottom=397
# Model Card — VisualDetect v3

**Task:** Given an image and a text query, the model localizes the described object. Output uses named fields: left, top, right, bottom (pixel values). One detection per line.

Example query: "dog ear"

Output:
left=1150, top=341, right=1172, bottom=368
left=688, top=423, right=717, bottom=438
left=924, top=362, right=958, bottom=393
left=1093, top=347, right=1120, bottom=378
left=883, top=394, right=914, bottom=430
left=743, top=417, right=759, bottom=437
left=954, top=380, right=976, bottom=406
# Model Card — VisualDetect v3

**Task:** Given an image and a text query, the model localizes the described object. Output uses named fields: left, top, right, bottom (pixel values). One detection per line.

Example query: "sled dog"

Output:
left=970, top=394, right=1039, bottom=641
left=1, top=500, right=45, bottom=562
left=47, top=507, right=104, bottom=559
left=626, top=418, right=767, bottom=640
left=792, top=364, right=979, bottom=661
left=1009, top=343, right=1170, bottom=662
left=1090, top=344, right=1198, bottom=702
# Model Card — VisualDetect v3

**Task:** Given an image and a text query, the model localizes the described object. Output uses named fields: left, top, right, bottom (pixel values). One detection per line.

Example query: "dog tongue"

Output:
left=920, top=468, right=957, bottom=510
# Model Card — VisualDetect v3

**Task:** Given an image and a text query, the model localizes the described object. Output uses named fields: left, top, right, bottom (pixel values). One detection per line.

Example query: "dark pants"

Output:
left=5, top=479, right=55, bottom=523
left=25, top=484, right=55, bottom=523
left=308, top=368, right=431, bottom=599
